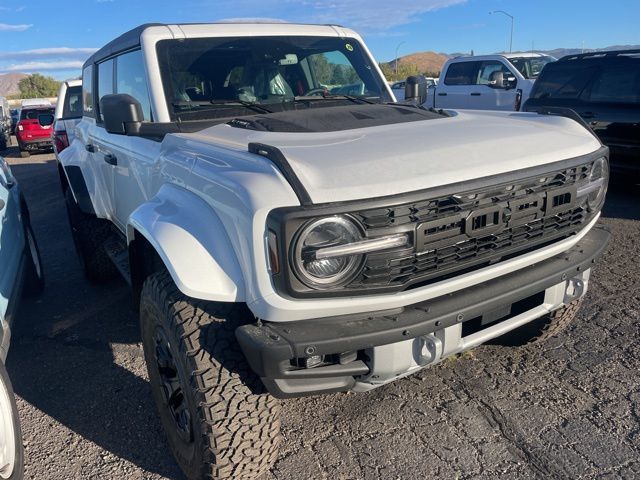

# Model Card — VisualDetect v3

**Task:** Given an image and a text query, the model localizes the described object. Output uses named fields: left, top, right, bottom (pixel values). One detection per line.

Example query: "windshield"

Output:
left=156, top=36, right=390, bottom=121
left=508, top=56, right=555, bottom=79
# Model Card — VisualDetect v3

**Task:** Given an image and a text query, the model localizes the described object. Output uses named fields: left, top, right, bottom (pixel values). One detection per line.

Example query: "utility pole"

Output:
left=490, top=10, right=514, bottom=53
left=394, top=41, right=406, bottom=76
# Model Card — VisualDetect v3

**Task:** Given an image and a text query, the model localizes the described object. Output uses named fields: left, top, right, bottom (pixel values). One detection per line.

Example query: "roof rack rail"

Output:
left=559, top=49, right=640, bottom=61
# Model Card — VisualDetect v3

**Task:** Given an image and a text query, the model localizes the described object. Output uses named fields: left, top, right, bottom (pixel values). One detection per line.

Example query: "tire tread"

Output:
left=141, top=271, right=281, bottom=480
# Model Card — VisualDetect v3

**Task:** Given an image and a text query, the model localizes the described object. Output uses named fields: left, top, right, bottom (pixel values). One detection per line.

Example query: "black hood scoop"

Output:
left=228, top=103, right=446, bottom=133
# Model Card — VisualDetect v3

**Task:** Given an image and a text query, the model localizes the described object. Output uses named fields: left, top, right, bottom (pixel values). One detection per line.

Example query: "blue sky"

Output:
left=0, top=0, right=637, bottom=79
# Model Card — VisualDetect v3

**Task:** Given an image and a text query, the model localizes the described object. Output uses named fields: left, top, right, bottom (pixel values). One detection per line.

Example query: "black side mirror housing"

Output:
left=100, top=94, right=143, bottom=135
left=404, top=75, right=428, bottom=105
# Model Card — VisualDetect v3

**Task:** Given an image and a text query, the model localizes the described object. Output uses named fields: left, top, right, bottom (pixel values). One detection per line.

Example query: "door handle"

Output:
left=437, top=92, right=447, bottom=96
left=470, top=92, right=481, bottom=96
left=103, top=153, right=118, bottom=166
left=85, top=144, right=95, bottom=153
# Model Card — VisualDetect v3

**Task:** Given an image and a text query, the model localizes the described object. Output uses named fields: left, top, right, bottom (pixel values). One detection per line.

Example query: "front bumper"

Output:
left=237, top=226, right=610, bottom=398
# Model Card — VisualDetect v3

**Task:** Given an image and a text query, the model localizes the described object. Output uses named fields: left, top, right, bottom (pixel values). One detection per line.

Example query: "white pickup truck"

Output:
left=58, top=22, right=609, bottom=480
left=424, top=53, right=555, bottom=110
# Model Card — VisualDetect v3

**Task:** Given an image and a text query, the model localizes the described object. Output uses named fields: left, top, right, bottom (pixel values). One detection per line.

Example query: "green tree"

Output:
left=309, top=54, right=333, bottom=85
left=379, top=62, right=420, bottom=82
left=17, top=73, right=61, bottom=98
left=379, top=62, right=395, bottom=81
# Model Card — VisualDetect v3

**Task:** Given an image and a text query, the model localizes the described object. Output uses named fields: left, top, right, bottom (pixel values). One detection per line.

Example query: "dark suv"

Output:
left=524, top=49, right=640, bottom=180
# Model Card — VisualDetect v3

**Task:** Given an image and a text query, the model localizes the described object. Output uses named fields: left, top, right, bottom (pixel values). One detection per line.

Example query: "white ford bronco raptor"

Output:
left=57, top=22, right=610, bottom=480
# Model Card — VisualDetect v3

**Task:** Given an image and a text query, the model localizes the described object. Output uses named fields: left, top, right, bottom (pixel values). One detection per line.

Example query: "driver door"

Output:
left=474, top=61, right=518, bottom=110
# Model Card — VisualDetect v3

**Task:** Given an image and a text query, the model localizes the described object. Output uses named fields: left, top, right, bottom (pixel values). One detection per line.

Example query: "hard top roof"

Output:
left=558, top=49, right=640, bottom=62
left=82, top=22, right=347, bottom=69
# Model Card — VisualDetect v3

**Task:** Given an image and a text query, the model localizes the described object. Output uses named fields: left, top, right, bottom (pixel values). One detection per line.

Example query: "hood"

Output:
left=184, top=108, right=602, bottom=204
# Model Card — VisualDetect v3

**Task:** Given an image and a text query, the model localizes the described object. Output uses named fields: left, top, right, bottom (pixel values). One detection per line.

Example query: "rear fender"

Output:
left=127, top=184, right=245, bottom=302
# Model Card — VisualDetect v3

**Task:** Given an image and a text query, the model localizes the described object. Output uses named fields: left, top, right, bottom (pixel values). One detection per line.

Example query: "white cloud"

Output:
left=211, top=0, right=467, bottom=31
left=2, top=60, right=85, bottom=72
left=0, top=23, right=32, bottom=32
left=0, top=47, right=98, bottom=60
left=300, top=0, right=467, bottom=30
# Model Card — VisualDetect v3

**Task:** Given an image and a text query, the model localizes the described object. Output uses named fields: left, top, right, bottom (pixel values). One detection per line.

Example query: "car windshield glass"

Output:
left=508, top=56, right=555, bottom=79
left=156, top=36, right=390, bottom=121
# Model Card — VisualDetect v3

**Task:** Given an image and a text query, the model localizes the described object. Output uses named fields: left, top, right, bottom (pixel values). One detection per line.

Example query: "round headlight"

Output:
left=292, top=216, right=364, bottom=288
left=587, top=157, right=608, bottom=211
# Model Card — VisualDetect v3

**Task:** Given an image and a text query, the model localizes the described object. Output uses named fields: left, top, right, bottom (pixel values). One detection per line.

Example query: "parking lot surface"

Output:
left=3, top=144, right=640, bottom=479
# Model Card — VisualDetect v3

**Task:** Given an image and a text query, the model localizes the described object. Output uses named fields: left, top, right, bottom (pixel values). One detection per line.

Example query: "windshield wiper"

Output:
left=172, top=100, right=273, bottom=114
left=292, top=94, right=378, bottom=105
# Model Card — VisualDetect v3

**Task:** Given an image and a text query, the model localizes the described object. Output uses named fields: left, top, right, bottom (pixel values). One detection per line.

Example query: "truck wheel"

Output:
left=494, top=298, right=583, bottom=346
left=140, top=271, right=281, bottom=480
left=22, top=222, right=45, bottom=296
left=64, top=190, right=117, bottom=283
left=0, top=362, right=24, bottom=480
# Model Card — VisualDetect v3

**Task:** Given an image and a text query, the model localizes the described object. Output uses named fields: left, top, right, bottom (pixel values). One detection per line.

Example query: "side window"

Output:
left=444, top=62, right=479, bottom=85
left=82, top=66, right=94, bottom=117
left=63, top=86, right=83, bottom=118
left=116, top=50, right=152, bottom=121
left=531, top=65, right=598, bottom=100
left=585, top=65, right=640, bottom=104
left=97, top=59, right=114, bottom=122
left=476, top=61, right=513, bottom=85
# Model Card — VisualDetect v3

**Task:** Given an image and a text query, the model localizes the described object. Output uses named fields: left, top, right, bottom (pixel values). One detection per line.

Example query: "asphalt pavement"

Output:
left=3, top=143, right=639, bottom=479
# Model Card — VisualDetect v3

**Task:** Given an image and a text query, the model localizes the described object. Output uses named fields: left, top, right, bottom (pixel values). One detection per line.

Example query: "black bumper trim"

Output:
left=237, top=226, right=610, bottom=397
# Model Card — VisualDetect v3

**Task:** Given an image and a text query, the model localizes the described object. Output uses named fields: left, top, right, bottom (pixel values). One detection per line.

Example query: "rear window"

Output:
left=584, top=63, right=640, bottom=104
left=530, top=64, right=598, bottom=100
left=62, top=85, right=83, bottom=118
left=20, top=108, right=55, bottom=120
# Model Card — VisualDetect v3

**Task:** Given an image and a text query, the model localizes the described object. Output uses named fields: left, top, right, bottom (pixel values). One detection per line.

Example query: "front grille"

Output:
left=347, top=163, right=592, bottom=291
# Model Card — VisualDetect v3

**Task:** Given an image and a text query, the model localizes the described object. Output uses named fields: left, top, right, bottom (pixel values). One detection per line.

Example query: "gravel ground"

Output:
left=3, top=143, right=639, bottom=480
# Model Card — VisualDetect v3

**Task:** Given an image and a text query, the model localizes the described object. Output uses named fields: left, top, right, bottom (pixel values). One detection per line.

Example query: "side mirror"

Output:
left=404, top=75, right=428, bottom=105
left=100, top=94, right=143, bottom=135
left=488, top=71, right=505, bottom=89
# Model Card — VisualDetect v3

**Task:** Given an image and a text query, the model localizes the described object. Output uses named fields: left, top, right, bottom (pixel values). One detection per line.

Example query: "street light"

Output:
left=490, top=10, right=514, bottom=53
left=394, top=41, right=406, bottom=75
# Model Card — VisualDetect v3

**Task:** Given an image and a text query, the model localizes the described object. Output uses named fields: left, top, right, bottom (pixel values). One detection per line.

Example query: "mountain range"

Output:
left=0, top=73, right=27, bottom=97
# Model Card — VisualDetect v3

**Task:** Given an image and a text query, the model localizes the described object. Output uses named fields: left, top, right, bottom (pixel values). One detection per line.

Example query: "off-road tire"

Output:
left=0, top=362, right=24, bottom=480
left=64, top=189, right=117, bottom=283
left=140, top=271, right=281, bottom=480
left=494, top=298, right=584, bottom=346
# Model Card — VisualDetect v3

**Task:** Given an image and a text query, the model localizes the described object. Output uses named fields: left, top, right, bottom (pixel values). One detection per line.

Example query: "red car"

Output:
left=15, top=106, right=55, bottom=157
